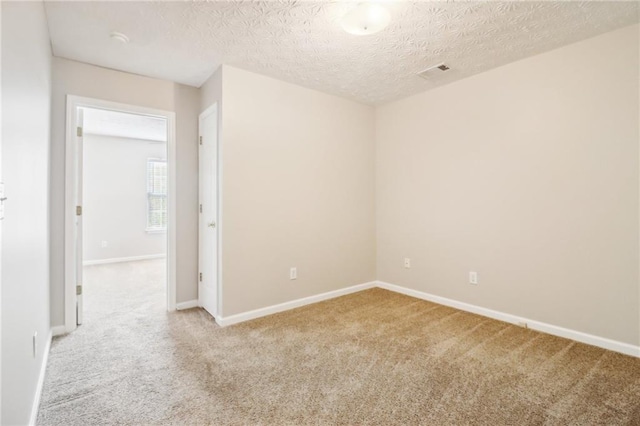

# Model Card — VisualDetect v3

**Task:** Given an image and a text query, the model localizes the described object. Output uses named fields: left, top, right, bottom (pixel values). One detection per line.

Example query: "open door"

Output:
left=75, top=107, right=84, bottom=325
left=198, top=105, right=218, bottom=318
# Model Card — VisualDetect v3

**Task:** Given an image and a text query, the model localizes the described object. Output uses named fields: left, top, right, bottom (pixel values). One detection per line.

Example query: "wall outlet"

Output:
left=290, top=267, right=297, bottom=280
left=101, top=240, right=108, bottom=248
left=33, top=332, right=38, bottom=358
left=404, top=258, right=411, bottom=269
left=469, top=271, right=478, bottom=285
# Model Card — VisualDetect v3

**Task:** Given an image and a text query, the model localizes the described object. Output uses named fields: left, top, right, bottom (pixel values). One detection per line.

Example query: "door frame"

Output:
left=198, top=103, right=222, bottom=318
left=63, top=95, right=177, bottom=333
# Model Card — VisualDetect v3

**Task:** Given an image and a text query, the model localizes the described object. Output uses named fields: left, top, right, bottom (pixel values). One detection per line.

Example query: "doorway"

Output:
left=81, top=107, right=167, bottom=324
left=64, top=96, right=177, bottom=333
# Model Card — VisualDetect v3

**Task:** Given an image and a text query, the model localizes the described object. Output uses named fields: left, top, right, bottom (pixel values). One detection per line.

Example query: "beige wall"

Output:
left=83, top=135, right=166, bottom=262
left=48, top=24, right=638, bottom=347
left=200, top=66, right=223, bottom=113
left=1, top=2, right=52, bottom=423
left=50, top=58, right=200, bottom=325
left=212, top=66, right=376, bottom=316
left=376, top=25, right=639, bottom=345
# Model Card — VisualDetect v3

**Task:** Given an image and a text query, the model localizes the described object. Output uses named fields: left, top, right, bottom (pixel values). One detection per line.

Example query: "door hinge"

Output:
left=199, top=272, right=203, bottom=282
left=77, top=126, right=83, bottom=137
left=76, top=205, right=82, bottom=216
left=199, top=136, right=203, bottom=145
left=199, top=204, right=202, bottom=213
left=76, top=285, right=82, bottom=295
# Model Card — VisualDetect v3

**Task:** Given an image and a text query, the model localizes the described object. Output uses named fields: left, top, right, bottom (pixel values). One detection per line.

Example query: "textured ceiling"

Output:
left=44, top=1, right=639, bottom=105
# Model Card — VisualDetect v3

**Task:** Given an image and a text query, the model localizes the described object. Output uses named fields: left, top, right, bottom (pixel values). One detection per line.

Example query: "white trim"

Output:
left=145, top=229, right=167, bottom=234
left=64, top=97, right=76, bottom=333
left=189, top=278, right=640, bottom=357
left=166, top=108, right=177, bottom=313
left=376, top=281, right=640, bottom=358
left=83, top=254, right=165, bottom=266
left=29, top=330, right=52, bottom=426
left=176, top=300, right=200, bottom=310
left=198, top=103, right=222, bottom=317
left=216, top=281, right=377, bottom=327
left=64, top=95, right=177, bottom=334
left=51, top=325, right=67, bottom=337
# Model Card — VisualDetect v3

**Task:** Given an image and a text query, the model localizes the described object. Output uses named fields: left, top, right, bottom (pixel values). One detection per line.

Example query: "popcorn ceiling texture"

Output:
left=44, top=1, right=638, bottom=104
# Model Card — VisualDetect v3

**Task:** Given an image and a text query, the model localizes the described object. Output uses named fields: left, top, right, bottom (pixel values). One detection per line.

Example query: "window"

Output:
left=147, top=159, right=167, bottom=231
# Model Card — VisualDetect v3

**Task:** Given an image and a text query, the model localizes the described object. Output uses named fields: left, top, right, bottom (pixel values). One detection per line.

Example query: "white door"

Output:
left=198, top=106, right=218, bottom=317
left=76, top=107, right=84, bottom=325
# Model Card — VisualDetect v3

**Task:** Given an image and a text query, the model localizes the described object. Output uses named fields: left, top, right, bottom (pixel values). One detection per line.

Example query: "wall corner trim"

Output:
left=216, top=281, right=377, bottom=327
left=29, top=330, right=53, bottom=425
left=376, top=281, right=640, bottom=358
left=176, top=300, right=200, bottom=310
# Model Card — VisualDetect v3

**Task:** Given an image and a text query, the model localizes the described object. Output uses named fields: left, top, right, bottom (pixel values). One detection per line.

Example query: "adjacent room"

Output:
left=81, top=107, right=169, bottom=326
left=1, top=1, right=639, bottom=425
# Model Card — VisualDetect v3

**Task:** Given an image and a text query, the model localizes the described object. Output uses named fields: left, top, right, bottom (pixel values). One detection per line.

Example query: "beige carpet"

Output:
left=38, top=260, right=640, bottom=425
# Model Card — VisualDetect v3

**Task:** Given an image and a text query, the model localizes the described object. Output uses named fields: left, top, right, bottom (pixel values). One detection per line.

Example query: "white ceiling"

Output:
left=82, top=107, right=167, bottom=142
left=44, top=1, right=638, bottom=105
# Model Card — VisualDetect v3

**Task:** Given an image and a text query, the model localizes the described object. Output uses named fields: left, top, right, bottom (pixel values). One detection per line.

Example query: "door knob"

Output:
left=208, top=221, right=216, bottom=228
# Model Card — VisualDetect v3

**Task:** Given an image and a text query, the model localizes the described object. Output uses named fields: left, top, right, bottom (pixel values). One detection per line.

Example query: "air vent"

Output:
left=417, top=63, right=450, bottom=80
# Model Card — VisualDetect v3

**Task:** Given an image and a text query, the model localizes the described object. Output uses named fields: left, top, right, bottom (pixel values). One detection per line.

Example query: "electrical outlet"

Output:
left=404, top=258, right=411, bottom=269
left=290, top=267, right=297, bottom=280
left=469, top=271, right=478, bottom=285
left=33, top=332, right=38, bottom=358
left=101, top=240, right=108, bottom=248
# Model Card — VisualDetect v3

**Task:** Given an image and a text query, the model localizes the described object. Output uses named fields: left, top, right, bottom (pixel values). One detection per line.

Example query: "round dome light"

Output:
left=341, top=3, right=391, bottom=36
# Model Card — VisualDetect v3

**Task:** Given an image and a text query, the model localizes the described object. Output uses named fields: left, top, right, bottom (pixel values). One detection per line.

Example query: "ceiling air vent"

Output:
left=417, top=63, right=450, bottom=80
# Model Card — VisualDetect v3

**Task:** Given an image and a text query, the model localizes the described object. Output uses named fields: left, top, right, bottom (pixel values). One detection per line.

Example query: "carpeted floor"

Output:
left=38, top=260, right=640, bottom=425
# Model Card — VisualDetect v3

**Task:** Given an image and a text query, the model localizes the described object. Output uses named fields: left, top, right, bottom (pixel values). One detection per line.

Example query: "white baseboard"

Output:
left=149, top=274, right=639, bottom=358
left=29, top=330, right=52, bottom=425
left=51, top=325, right=67, bottom=337
left=216, top=281, right=377, bottom=327
left=377, top=281, right=640, bottom=358
left=176, top=299, right=199, bottom=310
left=83, top=254, right=166, bottom=266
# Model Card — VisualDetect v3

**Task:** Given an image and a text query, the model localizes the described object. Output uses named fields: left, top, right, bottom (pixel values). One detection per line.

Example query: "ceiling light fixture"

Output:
left=341, top=3, right=391, bottom=36
left=417, top=63, right=451, bottom=80
left=109, top=31, right=130, bottom=44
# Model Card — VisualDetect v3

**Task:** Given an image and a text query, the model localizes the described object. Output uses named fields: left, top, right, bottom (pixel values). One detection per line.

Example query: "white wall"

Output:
left=50, top=58, right=200, bottom=326
left=376, top=25, right=640, bottom=345
left=1, top=2, right=52, bottom=424
left=200, top=65, right=376, bottom=317
left=83, top=134, right=166, bottom=262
